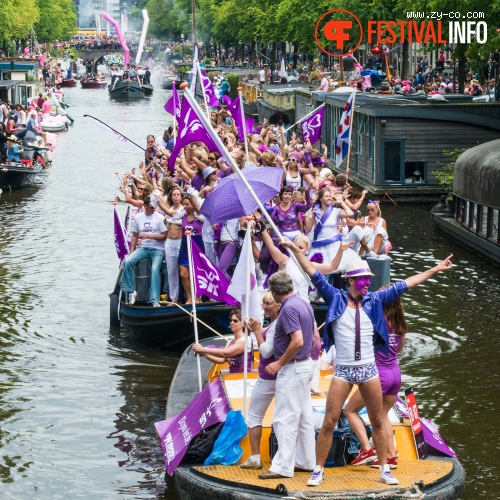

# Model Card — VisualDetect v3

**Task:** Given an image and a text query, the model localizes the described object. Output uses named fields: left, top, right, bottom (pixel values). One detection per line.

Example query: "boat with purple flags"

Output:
left=156, top=337, right=465, bottom=499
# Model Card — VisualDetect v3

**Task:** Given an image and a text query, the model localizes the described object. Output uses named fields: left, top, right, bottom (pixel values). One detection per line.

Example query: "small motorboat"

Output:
left=0, top=155, right=45, bottom=189
left=41, top=115, right=70, bottom=132
left=60, top=78, right=77, bottom=88
left=108, top=79, right=146, bottom=99
left=161, top=74, right=179, bottom=90
left=81, top=77, right=108, bottom=89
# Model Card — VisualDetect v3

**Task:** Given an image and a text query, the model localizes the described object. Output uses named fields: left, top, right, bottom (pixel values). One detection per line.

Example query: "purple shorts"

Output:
left=378, top=365, right=401, bottom=396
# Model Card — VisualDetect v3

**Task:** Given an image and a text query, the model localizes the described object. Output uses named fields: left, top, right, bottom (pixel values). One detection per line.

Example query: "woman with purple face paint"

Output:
left=284, top=249, right=453, bottom=488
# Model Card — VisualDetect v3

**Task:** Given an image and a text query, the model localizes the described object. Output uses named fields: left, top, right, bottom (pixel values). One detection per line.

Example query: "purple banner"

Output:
left=301, top=106, right=324, bottom=144
left=168, top=94, right=224, bottom=171
left=199, top=69, right=220, bottom=107
left=395, top=397, right=457, bottom=459
left=154, top=378, right=231, bottom=476
left=227, top=95, right=254, bottom=142
left=191, top=239, right=238, bottom=305
left=113, top=205, right=129, bottom=261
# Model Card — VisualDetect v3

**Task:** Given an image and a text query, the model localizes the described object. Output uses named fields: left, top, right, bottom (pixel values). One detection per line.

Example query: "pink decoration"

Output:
left=100, top=12, right=130, bottom=66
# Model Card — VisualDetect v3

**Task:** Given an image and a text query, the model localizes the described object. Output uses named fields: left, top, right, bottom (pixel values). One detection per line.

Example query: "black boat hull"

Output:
left=108, top=81, right=146, bottom=99
left=0, top=163, right=43, bottom=189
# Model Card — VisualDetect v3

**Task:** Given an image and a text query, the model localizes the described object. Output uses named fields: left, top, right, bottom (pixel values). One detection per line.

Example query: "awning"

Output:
left=0, top=81, right=20, bottom=89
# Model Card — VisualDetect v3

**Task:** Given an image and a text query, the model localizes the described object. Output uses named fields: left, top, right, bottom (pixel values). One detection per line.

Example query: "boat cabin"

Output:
left=0, top=58, right=42, bottom=105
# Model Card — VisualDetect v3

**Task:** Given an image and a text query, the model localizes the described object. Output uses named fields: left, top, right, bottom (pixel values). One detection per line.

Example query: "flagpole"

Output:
left=243, top=216, right=252, bottom=420
left=179, top=83, right=312, bottom=287
left=186, top=230, right=203, bottom=392
left=115, top=171, right=125, bottom=189
left=237, top=87, right=250, bottom=164
left=196, top=61, right=211, bottom=121
left=283, top=102, right=326, bottom=135
left=344, top=90, right=356, bottom=183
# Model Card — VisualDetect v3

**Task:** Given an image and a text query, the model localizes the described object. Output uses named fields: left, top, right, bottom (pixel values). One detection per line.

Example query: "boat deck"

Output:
left=192, top=458, right=454, bottom=495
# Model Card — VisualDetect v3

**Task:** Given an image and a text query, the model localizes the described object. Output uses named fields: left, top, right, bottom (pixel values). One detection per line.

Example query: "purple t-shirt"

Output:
left=374, top=329, right=402, bottom=368
left=271, top=202, right=308, bottom=233
left=273, top=294, right=315, bottom=361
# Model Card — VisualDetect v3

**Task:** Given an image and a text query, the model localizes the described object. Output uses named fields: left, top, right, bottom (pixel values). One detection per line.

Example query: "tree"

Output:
left=33, top=0, right=77, bottom=43
left=0, top=0, right=39, bottom=45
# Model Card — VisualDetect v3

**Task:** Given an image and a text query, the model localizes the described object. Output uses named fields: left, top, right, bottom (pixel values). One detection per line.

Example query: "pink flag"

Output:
left=113, top=205, right=129, bottom=261
left=227, top=95, right=254, bottom=142
left=164, top=82, right=181, bottom=119
left=154, top=378, right=230, bottom=476
left=168, top=94, right=229, bottom=171
left=226, top=229, right=262, bottom=320
left=199, top=69, right=220, bottom=107
left=191, top=239, right=238, bottom=305
left=301, top=106, right=324, bottom=144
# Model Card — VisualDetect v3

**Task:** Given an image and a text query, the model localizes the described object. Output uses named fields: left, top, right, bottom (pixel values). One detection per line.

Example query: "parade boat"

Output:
left=0, top=159, right=44, bottom=189
left=81, top=76, right=108, bottom=89
left=60, top=78, right=77, bottom=87
left=108, top=80, right=147, bottom=99
left=161, top=338, right=465, bottom=500
left=161, top=73, right=180, bottom=90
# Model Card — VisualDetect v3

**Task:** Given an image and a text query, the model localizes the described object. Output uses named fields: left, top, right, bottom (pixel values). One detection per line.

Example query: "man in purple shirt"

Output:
left=258, top=271, right=319, bottom=479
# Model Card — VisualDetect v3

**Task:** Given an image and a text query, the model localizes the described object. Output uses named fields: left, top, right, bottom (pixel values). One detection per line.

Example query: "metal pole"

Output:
left=186, top=230, right=203, bottom=392
left=196, top=61, right=211, bottom=120
left=237, top=87, right=250, bottom=164
left=180, top=84, right=313, bottom=287
left=243, top=216, right=252, bottom=419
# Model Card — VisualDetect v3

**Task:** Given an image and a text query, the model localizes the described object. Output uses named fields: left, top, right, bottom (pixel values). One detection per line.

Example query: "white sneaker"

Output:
left=307, top=466, right=324, bottom=486
left=380, top=468, right=399, bottom=485
left=239, top=457, right=262, bottom=469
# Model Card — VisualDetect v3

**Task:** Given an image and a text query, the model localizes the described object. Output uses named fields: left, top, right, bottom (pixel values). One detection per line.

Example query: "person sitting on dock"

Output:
left=120, top=196, right=168, bottom=307
left=283, top=248, right=453, bottom=487
left=192, top=308, right=253, bottom=372
left=258, top=271, right=319, bottom=480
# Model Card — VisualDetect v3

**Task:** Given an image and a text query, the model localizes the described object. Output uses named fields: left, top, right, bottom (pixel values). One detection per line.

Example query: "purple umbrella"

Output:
left=200, top=164, right=283, bottom=224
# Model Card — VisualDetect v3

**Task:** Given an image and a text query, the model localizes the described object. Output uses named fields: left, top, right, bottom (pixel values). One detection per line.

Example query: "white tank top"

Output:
left=333, top=306, right=375, bottom=366
left=285, top=170, right=301, bottom=189
left=283, top=259, right=309, bottom=302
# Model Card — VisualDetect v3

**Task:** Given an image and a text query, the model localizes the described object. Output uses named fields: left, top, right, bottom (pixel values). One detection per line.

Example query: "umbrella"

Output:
left=268, top=110, right=291, bottom=125
left=200, top=164, right=283, bottom=224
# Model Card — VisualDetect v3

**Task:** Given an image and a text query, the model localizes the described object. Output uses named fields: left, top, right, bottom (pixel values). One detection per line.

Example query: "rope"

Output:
left=293, top=482, right=425, bottom=500
left=163, top=301, right=227, bottom=339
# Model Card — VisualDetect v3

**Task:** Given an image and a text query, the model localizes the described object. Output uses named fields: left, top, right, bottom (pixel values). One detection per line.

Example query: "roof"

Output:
left=0, top=81, right=20, bottom=89
left=0, top=60, right=39, bottom=71
left=454, top=139, right=500, bottom=209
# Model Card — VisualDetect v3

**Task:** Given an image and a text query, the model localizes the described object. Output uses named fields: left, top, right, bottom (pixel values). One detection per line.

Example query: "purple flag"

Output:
left=227, top=95, right=254, bottom=142
left=154, top=378, right=231, bottom=476
left=164, top=82, right=181, bottom=120
left=199, top=69, right=220, bottom=107
left=191, top=239, right=238, bottom=305
left=301, top=106, right=324, bottom=144
left=221, top=94, right=232, bottom=106
left=168, top=95, right=225, bottom=171
left=113, top=205, right=129, bottom=261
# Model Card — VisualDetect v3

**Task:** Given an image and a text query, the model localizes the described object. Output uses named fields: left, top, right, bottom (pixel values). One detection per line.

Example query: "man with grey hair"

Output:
left=258, top=271, right=318, bottom=479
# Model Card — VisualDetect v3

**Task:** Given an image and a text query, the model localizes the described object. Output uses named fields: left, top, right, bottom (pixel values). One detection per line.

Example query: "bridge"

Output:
left=74, top=48, right=138, bottom=72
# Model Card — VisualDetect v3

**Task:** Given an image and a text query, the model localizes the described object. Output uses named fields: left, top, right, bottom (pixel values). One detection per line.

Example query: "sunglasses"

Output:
left=262, top=301, right=274, bottom=305
left=367, top=208, right=376, bottom=212
left=289, top=158, right=297, bottom=162
left=147, top=140, right=154, bottom=143
left=208, top=157, right=215, bottom=161
left=145, top=204, right=155, bottom=208
left=229, top=318, right=240, bottom=323
left=137, top=188, right=144, bottom=191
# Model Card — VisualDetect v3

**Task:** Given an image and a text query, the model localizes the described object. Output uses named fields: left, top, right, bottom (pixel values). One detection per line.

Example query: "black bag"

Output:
left=181, top=422, right=224, bottom=464
left=324, top=428, right=356, bottom=467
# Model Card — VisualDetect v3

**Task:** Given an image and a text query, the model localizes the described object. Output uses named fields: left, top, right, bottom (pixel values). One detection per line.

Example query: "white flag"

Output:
left=227, top=230, right=262, bottom=321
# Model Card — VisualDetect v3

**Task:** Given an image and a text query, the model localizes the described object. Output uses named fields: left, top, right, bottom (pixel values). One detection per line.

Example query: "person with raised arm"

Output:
left=283, top=245, right=453, bottom=487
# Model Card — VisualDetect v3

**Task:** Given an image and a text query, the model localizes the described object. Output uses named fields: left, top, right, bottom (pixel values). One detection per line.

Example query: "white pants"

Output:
left=310, top=358, right=321, bottom=391
left=203, top=240, right=218, bottom=266
left=165, top=239, right=181, bottom=300
left=270, top=358, right=315, bottom=477
left=248, top=377, right=276, bottom=428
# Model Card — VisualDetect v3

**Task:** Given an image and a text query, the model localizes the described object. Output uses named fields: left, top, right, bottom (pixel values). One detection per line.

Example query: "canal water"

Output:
left=0, top=84, right=498, bottom=499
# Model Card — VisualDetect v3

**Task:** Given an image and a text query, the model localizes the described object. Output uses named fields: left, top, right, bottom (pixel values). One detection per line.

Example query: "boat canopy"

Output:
left=454, top=138, right=500, bottom=209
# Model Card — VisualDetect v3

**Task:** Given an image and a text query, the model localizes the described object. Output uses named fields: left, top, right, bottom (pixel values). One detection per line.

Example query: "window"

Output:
left=491, top=209, right=499, bottom=244
left=404, top=161, right=426, bottom=184
left=382, top=140, right=404, bottom=183
left=479, top=206, right=488, bottom=236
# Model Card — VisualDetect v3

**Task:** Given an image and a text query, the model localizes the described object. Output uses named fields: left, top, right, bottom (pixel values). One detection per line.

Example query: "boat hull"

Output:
left=41, top=123, right=67, bottom=132
left=0, top=163, right=43, bottom=189
left=81, top=79, right=107, bottom=89
left=60, top=79, right=77, bottom=87
left=108, top=81, right=146, bottom=99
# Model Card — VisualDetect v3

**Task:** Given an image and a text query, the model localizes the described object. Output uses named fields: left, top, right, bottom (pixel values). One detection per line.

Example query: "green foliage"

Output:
left=226, top=74, right=239, bottom=98
left=0, top=0, right=39, bottom=43
left=436, top=148, right=467, bottom=192
left=33, top=0, right=76, bottom=43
